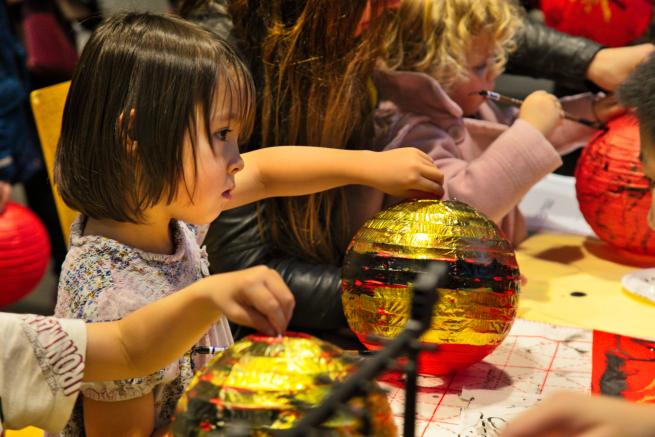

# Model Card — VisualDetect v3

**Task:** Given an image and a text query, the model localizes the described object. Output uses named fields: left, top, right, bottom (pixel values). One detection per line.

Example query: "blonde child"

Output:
left=353, top=0, right=620, bottom=245
left=51, top=12, right=443, bottom=437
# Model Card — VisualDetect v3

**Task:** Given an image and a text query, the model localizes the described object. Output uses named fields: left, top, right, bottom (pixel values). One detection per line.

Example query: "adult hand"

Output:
left=501, top=392, right=655, bottom=437
left=587, top=44, right=655, bottom=92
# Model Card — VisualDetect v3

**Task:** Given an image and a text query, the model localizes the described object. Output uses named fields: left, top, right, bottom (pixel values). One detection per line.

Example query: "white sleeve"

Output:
left=0, top=313, right=87, bottom=433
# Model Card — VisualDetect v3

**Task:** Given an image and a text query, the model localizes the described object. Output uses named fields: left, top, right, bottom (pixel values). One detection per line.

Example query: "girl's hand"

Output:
left=502, top=392, right=655, bottom=437
left=202, top=266, right=295, bottom=336
left=518, top=90, right=563, bottom=137
left=366, top=148, right=444, bottom=198
left=592, top=93, right=625, bottom=123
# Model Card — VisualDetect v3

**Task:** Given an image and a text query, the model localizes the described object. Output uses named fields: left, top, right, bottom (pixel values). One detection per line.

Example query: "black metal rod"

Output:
left=404, top=342, right=419, bottom=437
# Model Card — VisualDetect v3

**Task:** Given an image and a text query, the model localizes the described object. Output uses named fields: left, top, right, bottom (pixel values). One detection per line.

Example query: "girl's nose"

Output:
left=228, top=154, right=245, bottom=175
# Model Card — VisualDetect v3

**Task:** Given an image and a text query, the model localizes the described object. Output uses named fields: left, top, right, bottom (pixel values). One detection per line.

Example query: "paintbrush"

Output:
left=478, top=90, right=605, bottom=129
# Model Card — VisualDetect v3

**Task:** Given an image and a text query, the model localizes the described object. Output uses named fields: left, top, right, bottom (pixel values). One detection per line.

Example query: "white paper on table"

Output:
left=519, top=173, right=596, bottom=237
left=457, top=389, right=543, bottom=437
left=385, top=319, right=592, bottom=437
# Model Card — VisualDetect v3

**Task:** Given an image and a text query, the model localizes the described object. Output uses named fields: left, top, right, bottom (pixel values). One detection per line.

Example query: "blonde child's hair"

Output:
left=398, top=0, right=522, bottom=92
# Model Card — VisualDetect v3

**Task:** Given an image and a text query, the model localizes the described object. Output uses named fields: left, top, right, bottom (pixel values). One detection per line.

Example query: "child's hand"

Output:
left=202, top=266, right=295, bottom=336
left=367, top=148, right=444, bottom=198
left=501, top=392, right=655, bottom=437
left=592, top=94, right=625, bottom=123
left=518, top=91, right=563, bottom=137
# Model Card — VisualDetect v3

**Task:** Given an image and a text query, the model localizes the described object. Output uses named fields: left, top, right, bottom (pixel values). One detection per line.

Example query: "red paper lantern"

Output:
left=0, top=201, right=51, bottom=306
left=541, top=0, right=652, bottom=47
left=575, top=113, right=655, bottom=255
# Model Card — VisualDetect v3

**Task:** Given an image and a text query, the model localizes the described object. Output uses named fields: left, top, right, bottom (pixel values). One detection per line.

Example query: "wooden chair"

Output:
left=30, top=81, right=77, bottom=244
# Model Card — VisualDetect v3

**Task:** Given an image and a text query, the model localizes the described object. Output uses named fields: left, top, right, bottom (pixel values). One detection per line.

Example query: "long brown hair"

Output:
left=229, top=0, right=400, bottom=263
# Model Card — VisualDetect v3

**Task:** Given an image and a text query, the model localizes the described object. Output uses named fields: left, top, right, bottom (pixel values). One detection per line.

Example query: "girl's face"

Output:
left=448, top=43, right=500, bottom=117
left=169, top=90, right=244, bottom=225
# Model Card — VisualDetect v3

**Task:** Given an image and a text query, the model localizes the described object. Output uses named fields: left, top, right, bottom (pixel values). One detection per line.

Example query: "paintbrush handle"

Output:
left=480, top=90, right=604, bottom=129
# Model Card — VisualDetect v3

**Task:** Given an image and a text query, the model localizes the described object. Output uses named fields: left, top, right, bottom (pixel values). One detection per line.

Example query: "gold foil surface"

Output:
left=172, top=333, right=397, bottom=436
left=342, top=200, right=520, bottom=349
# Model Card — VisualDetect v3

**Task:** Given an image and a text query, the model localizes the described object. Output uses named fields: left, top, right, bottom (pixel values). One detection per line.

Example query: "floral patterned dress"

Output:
left=51, top=216, right=233, bottom=436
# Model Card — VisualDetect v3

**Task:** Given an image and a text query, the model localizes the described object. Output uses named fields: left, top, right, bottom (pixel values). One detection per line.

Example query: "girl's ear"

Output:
left=118, top=108, right=138, bottom=153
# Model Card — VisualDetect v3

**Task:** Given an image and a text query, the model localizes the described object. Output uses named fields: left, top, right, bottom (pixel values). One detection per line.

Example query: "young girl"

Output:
left=358, top=0, right=621, bottom=245
left=52, top=12, right=443, bottom=437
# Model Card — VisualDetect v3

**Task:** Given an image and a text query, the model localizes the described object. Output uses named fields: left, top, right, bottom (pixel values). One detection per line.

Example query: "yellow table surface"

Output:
left=516, top=232, right=655, bottom=339
left=5, top=427, right=43, bottom=437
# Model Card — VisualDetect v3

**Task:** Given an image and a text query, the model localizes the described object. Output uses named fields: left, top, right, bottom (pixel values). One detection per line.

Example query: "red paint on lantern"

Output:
left=362, top=339, right=498, bottom=376
left=0, top=201, right=51, bottom=306
left=576, top=113, right=655, bottom=255
left=540, top=0, right=653, bottom=47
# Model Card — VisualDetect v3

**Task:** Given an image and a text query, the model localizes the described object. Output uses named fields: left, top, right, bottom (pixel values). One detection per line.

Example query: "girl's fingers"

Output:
left=409, top=178, right=444, bottom=197
left=263, top=270, right=295, bottom=325
left=246, top=284, right=287, bottom=335
left=226, top=303, right=277, bottom=336
left=421, top=162, right=445, bottom=183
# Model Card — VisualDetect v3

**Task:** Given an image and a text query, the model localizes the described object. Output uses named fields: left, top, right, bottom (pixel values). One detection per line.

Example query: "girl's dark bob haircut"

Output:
left=55, top=12, right=255, bottom=223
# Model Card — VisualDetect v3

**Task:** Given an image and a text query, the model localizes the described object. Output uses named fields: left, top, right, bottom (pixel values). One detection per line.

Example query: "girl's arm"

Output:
left=227, top=147, right=444, bottom=209
left=379, top=119, right=561, bottom=224
left=84, top=394, right=154, bottom=437
left=83, top=267, right=294, bottom=381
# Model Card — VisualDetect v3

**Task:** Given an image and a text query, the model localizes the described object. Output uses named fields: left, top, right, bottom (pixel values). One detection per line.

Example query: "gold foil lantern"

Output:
left=342, top=200, right=520, bottom=375
left=171, top=332, right=396, bottom=436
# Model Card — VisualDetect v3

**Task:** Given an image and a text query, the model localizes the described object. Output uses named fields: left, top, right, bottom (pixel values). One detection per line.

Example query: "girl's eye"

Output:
left=214, top=128, right=232, bottom=141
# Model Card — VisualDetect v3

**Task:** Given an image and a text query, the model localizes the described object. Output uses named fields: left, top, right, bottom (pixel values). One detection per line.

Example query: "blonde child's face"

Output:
left=449, top=43, right=499, bottom=117
left=169, top=89, right=244, bottom=225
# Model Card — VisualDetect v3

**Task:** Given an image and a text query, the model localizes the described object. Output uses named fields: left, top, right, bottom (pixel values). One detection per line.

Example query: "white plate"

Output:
left=621, top=269, right=655, bottom=303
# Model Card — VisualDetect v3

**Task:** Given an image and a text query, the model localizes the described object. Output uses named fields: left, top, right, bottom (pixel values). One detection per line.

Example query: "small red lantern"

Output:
left=540, top=0, right=653, bottom=47
left=0, top=201, right=51, bottom=307
left=575, top=113, right=655, bottom=255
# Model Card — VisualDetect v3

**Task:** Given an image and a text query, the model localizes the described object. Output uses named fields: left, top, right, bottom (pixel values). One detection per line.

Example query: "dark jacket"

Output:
left=507, top=20, right=604, bottom=92
left=204, top=203, right=347, bottom=334
left=193, top=5, right=606, bottom=335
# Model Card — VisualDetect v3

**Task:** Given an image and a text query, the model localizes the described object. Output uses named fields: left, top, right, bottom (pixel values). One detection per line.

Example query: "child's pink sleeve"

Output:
left=394, top=120, right=562, bottom=223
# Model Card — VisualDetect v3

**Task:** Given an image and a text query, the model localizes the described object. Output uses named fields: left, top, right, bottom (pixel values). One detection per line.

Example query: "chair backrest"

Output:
left=30, top=81, right=76, bottom=244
